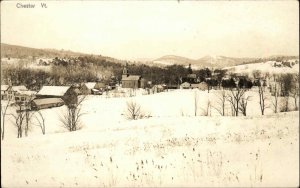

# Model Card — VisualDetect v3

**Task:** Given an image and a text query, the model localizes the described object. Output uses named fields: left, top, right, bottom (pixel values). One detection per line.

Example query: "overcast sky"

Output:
left=1, top=1, right=299, bottom=60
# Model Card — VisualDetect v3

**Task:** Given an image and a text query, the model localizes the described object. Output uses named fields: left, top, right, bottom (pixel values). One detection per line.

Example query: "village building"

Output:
left=166, top=84, right=179, bottom=90
left=13, top=88, right=36, bottom=103
left=31, top=98, right=65, bottom=110
left=181, top=64, right=200, bottom=84
left=152, top=84, right=166, bottom=93
left=1, top=85, right=36, bottom=103
left=95, top=82, right=106, bottom=91
left=180, top=82, right=191, bottom=89
left=1, top=85, right=10, bottom=100
left=191, top=82, right=208, bottom=90
left=36, top=86, right=79, bottom=106
left=121, top=64, right=146, bottom=89
left=80, top=82, right=106, bottom=95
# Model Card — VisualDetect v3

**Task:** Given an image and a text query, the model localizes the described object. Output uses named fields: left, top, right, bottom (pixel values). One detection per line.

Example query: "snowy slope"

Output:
left=1, top=89, right=299, bottom=187
left=224, top=59, right=299, bottom=75
left=152, top=55, right=256, bottom=69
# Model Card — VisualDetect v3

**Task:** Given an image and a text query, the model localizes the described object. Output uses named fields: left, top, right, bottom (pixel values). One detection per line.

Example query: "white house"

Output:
left=1, top=85, right=10, bottom=100
left=191, top=82, right=208, bottom=91
left=180, top=82, right=191, bottom=89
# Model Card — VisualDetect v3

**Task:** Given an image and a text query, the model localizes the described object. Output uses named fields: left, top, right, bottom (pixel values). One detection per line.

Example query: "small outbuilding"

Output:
left=31, top=98, right=64, bottom=110
left=180, top=82, right=191, bottom=89
left=191, top=82, right=208, bottom=90
left=1, top=85, right=10, bottom=100
left=36, top=86, right=79, bottom=106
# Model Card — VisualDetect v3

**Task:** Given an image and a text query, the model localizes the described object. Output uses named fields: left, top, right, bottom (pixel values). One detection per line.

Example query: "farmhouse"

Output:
left=13, top=89, right=36, bottom=103
left=95, top=82, right=106, bottom=91
left=1, top=85, right=10, bottom=100
left=166, top=84, right=179, bottom=90
left=191, top=82, right=208, bottom=90
left=80, top=82, right=106, bottom=95
left=2, top=85, right=36, bottom=103
left=180, top=82, right=191, bottom=89
left=121, top=64, right=146, bottom=89
left=152, top=84, right=165, bottom=93
left=31, top=98, right=64, bottom=110
left=36, top=86, right=79, bottom=106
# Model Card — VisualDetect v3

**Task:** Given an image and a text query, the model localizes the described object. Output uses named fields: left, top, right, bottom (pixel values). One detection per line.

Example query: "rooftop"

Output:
left=12, top=85, right=28, bottom=91
left=37, top=86, right=71, bottom=96
left=1, top=85, right=9, bottom=91
left=122, top=75, right=141, bottom=81
left=85, top=82, right=96, bottom=89
left=33, top=98, right=64, bottom=106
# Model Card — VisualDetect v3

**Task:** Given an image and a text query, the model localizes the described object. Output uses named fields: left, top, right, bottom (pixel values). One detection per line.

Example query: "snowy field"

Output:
left=1, top=89, right=299, bottom=187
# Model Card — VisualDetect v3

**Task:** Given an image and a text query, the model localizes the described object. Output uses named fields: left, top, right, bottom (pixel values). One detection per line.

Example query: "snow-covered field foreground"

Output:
left=1, top=89, right=299, bottom=187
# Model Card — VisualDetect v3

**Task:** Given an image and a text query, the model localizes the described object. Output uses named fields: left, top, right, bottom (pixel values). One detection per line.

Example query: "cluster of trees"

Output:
left=1, top=56, right=226, bottom=90
left=9, top=54, right=296, bottom=94
left=0, top=94, right=86, bottom=140
left=210, top=73, right=299, bottom=117
left=270, top=73, right=299, bottom=112
left=1, top=96, right=46, bottom=140
left=2, top=66, right=51, bottom=91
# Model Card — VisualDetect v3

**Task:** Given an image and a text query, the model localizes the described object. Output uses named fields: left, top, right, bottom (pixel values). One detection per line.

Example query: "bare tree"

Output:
left=60, top=95, right=86, bottom=131
left=239, top=95, right=251, bottom=116
left=213, top=90, right=227, bottom=116
left=194, top=90, right=199, bottom=116
left=1, top=97, right=12, bottom=140
left=11, top=103, right=26, bottom=138
left=125, top=100, right=145, bottom=120
left=34, top=110, right=46, bottom=135
left=200, top=99, right=211, bottom=116
left=280, top=97, right=290, bottom=112
left=252, top=70, right=262, bottom=79
left=290, top=73, right=299, bottom=110
left=24, top=95, right=35, bottom=137
left=258, top=85, right=269, bottom=115
left=279, top=74, right=293, bottom=112
left=226, top=88, right=246, bottom=116
left=271, top=82, right=280, bottom=113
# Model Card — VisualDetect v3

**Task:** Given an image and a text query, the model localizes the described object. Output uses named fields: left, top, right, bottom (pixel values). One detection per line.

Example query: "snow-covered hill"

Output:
left=224, top=59, right=299, bottom=76
left=152, top=55, right=258, bottom=69
left=152, top=55, right=196, bottom=66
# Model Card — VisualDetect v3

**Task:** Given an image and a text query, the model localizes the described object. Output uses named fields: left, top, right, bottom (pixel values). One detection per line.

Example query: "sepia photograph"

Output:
left=1, top=0, right=299, bottom=187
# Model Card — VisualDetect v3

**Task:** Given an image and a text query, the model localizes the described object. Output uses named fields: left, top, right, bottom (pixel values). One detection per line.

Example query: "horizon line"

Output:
left=1, top=42, right=299, bottom=62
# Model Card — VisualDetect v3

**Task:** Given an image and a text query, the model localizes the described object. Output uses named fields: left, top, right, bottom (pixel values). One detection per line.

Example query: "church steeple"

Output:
left=188, top=64, right=193, bottom=74
left=122, top=63, right=129, bottom=77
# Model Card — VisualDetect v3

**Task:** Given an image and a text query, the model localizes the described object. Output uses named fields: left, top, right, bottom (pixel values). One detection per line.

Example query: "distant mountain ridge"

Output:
left=1, top=43, right=298, bottom=69
left=0, top=43, right=124, bottom=64
left=152, top=54, right=299, bottom=69
left=153, top=55, right=249, bottom=69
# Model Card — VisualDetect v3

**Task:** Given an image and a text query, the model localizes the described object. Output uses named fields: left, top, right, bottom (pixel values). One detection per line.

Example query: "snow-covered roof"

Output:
left=153, top=85, right=164, bottom=89
left=85, top=82, right=96, bottom=89
left=191, top=82, right=207, bottom=87
left=18, top=90, right=37, bottom=96
left=12, top=85, right=28, bottom=91
left=33, top=98, right=64, bottom=106
left=181, top=82, right=191, bottom=86
left=187, top=74, right=197, bottom=78
left=1, top=85, right=9, bottom=91
left=122, top=75, right=141, bottom=81
left=95, top=82, right=106, bottom=88
left=37, top=86, right=70, bottom=96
